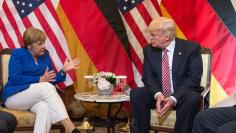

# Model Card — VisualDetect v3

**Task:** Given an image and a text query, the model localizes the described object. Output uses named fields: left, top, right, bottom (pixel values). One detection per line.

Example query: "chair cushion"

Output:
left=1, top=107, right=35, bottom=126
left=2, top=54, right=10, bottom=87
left=150, top=109, right=176, bottom=128
left=200, top=54, right=210, bottom=89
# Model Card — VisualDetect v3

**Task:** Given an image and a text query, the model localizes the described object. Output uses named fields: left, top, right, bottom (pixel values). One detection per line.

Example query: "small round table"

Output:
left=74, top=92, right=129, bottom=133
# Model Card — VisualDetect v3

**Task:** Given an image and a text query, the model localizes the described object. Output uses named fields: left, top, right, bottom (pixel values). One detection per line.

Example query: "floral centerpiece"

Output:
left=92, top=71, right=117, bottom=96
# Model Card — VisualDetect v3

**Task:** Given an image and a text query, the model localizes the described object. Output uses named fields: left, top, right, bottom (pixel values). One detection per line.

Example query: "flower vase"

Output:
left=96, top=84, right=114, bottom=96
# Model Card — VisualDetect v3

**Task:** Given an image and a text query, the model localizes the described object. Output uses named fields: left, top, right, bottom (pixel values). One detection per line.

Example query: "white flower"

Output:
left=97, top=78, right=111, bottom=90
left=92, top=72, right=117, bottom=86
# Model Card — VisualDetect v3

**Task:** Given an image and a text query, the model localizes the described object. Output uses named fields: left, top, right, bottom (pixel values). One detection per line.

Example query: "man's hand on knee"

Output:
left=158, top=97, right=174, bottom=117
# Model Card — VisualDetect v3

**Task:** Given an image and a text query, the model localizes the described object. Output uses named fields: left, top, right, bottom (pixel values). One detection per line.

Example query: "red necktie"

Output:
left=162, top=49, right=172, bottom=97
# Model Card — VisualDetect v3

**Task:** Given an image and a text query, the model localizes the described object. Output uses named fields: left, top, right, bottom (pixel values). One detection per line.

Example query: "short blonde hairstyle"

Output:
left=23, top=27, right=46, bottom=48
left=148, top=17, right=176, bottom=40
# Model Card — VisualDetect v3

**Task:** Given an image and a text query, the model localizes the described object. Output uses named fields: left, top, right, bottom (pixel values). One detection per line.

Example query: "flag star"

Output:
left=131, top=0, right=135, bottom=4
left=124, top=0, right=128, bottom=2
left=22, top=2, right=25, bottom=6
left=29, top=3, right=32, bottom=7
left=123, top=6, right=127, bottom=10
left=16, top=1, right=20, bottom=4
left=21, top=9, right=24, bottom=13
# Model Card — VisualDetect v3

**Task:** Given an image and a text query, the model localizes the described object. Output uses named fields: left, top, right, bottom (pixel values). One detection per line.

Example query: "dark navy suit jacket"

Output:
left=142, top=38, right=203, bottom=100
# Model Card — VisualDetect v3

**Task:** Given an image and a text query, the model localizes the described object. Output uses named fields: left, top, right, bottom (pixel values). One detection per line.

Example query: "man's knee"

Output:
left=130, top=87, right=146, bottom=102
left=183, top=91, right=200, bottom=105
left=216, top=121, right=236, bottom=133
left=0, top=120, right=7, bottom=133
left=0, top=111, right=17, bottom=132
left=5, top=115, right=17, bottom=133
left=194, top=111, right=205, bottom=125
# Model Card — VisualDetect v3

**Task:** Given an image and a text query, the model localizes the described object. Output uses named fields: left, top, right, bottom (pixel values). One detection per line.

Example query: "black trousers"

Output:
left=193, top=106, right=236, bottom=133
left=0, top=110, right=17, bottom=133
left=130, top=87, right=200, bottom=133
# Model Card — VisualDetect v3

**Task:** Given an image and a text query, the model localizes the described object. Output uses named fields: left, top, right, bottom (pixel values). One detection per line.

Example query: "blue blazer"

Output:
left=142, top=38, right=203, bottom=100
left=1, top=48, right=66, bottom=102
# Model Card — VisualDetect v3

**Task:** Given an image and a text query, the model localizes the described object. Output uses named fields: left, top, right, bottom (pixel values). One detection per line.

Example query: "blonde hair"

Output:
left=23, top=27, right=46, bottom=48
left=148, top=17, right=176, bottom=40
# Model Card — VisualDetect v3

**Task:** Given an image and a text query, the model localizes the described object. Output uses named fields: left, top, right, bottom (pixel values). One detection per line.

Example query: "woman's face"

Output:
left=28, top=40, right=46, bottom=57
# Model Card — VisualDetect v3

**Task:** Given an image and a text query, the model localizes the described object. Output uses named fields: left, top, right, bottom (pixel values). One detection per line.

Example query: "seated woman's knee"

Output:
left=39, top=82, right=57, bottom=94
left=35, top=101, right=49, bottom=113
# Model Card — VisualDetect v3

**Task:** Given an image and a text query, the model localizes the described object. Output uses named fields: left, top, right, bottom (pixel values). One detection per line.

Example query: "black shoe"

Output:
left=72, top=128, right=81, bottom=133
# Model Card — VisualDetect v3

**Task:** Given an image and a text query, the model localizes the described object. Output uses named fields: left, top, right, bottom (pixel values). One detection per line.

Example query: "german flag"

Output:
left=56, top=0, right=136, bottom=95
left=161, top=0, right=236, bottom=106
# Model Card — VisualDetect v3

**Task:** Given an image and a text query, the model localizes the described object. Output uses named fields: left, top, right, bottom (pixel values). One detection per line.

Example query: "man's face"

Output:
left=147, top=30, right=170, bottom=49
left=28, top=40, right=46, bottom=57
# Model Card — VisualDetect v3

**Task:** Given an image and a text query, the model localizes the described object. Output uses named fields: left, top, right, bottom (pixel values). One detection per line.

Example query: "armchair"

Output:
left=149, top=48, right=212, bottom=132
left=0, top=49, right=65, bottom=132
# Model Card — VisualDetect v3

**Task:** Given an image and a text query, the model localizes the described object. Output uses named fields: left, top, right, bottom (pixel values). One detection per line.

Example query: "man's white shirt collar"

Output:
left=166, top=39, right=175, bottom=53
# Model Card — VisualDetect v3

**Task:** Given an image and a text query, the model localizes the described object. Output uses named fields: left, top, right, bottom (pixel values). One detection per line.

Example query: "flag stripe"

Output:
left=208, top=0, right=236, bottom=38
left=2, top=2, right=23, bottom=46
left=136, top=3, right=152, bottom=25
left=22, top=16, right=33, bottom=28
left=5, top=0, right=26, bottom=34
left=124, top=12, right=147, bottom=48
left=129, top=8, right=149, bottom=41
left=129, top=44, right=143, bottom=74
left=0, top=10, right=21, bottom=48
left=0, top=31, right=8, bottom=48
left=120, top=15, right=144, bottom=75
left=44, top=0, right=63, bottom=30
left=0, top=18, right=16, bottom=48
left=150, top=0, right=162, bottom=16
left=121, top=15, right=144, bottom=62
left=132, top=63, right=144, bottom=87
left=143, top=0, right=160, bottom=19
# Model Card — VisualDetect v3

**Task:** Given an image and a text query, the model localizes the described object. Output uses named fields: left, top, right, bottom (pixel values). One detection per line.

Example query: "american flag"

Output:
left=0, top=0, right=74, bottom=88
left=116, top=0, right=162, bottom=87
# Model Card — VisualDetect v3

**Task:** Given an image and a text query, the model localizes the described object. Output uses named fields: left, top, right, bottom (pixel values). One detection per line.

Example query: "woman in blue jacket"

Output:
left=1, top=27, right=80, bottom=133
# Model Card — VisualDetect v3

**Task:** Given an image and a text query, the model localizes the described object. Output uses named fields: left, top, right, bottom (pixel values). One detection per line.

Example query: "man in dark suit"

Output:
left=193, top=106, right=236, bottom=133
left=0, top=110, right=17, bottom=133
left=130, top=17, right=203, bottom=133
